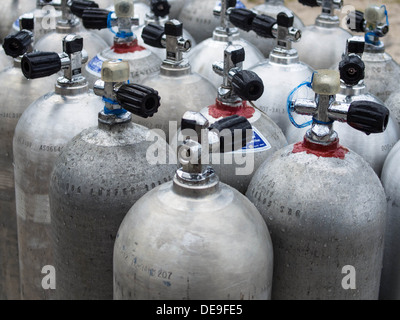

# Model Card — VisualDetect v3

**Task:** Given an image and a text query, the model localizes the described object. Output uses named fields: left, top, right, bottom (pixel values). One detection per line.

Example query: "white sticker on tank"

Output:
left=232, top=126, right=271, bottom=154
left=86, top=54, right=105, bottom=77
left=15, top=184, right=51, bottom=224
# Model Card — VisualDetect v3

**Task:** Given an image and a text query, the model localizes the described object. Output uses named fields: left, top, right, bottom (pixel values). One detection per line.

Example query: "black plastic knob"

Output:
left=347, top=101, right=389, bottom=134
left=346, top=10, right=365, bottom=32
left=347, top=39, right=365, bottom=55
left=21, top=52, right=61, bottom=79
left=232, top=70, right=264, bottom=101
left=165, top=20, right=183, bottom=37
left=82, top=8, right=110, bottom=29
left=339, top=55, right=365, bottom=85
left=209, top=115, right=252, bottom=152
left=3, top=31, right=33, bottom=58
left=298, top=0, right=319, bottom=7
left=229, top=8, right=256, bottom=32
left=19, top=16, right=34, bottom=31
left=142, top=23, right=165, bottom=48
left=70, top=0, right=99, bottom=18
left=227, top=0, right=237, bottom=8
left=116, top=84, right=161, bottom=118
left=277, top=12, right=294, bottom=28
left=252, top=14, right=276, bottom=38
left=150, top=0, right=171, bottom=17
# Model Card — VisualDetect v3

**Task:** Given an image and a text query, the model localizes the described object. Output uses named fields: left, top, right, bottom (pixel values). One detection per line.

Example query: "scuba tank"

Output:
left=293, top=0, right=352, bottom=70
left=49, top=59, right=176, bottom=300
left=385, top=91, right=400, bottom=128
left=113, top=111, right=274, bottom=300
left=132, top=0, right=196, bottom=60
left=135, top=20, right=215, bottom=140
left=14, top=34, right=103, bottom=300
left=286, top=36, right=400, bottom=177
left=238, top=0, right=305, bottom=58
left=11, top=0, right=62, bottom=41
left=0, top=20, right=57, bottom=300
left=380, top=140, right=400, bottom=299
left=82, top=0, right=162, bottom=88
left=178, top=0, right=246, bottom=43
left=0, top=46, right=13, bottom=71
left=194, top=44, right=287, bottom=194
left=0, top=0, right=36, bottom=41
left=246, top=69, right=389, bottom=299
left=137, top=0, right=184, bottom=19
left=187, top=0, right=264, bottom=89
left=242, top=10, right=314, bottom=136
left=34, top=0, right=108, bottom=64
left=346, top=4, right=399, bottom=103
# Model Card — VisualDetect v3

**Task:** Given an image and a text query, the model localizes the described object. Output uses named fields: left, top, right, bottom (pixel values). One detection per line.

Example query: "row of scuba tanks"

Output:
left=0, top=0, right=400, bottom=300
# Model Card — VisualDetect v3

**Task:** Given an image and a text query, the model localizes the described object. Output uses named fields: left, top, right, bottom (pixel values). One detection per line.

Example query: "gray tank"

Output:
left=136, top=20, right=215, bottom=140
left=385, top=91, right=400, bottom=128
left=246, top=69, right=388, bottom=299
left=380, top=140, right=400, bottom=299
left=114, top=111, right=274, bottom=300
left=293, top=0, right=352, bottom=70
left=193, top=44, right=287, bottom=194
left=248, top=11, right=314, bottom=136
left=14, top=35, right=103, bottom=300
left=0, top=46, right=13, bottom=71
left=286, top=37, right=400, bottom=177
left=83, top=0, right=162, bottom=88
left=0, top=28, right=57, bottom=300
left=49, top=60, right=176, bottom=300
left=187, top=0, right=264, bottom=88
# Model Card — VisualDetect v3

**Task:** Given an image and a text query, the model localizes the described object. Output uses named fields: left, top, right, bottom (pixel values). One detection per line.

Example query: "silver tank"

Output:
left=113, top=112, right=274, bottom=300
left=14, top=35, right=103, bottom=300
left=187, top=1, right=264, bottom=88
left=239, top=0, right=305, bottom=58
left=249, top=12, right=314, bottom=136
left=0, top=46, right=13, bottom=71
left=49, top=60, right=176, bottom=300
left=380, top=140, right=400, bottom=299
left=292, top=3, right=351, bottom=70
left=385, top=90, right=400, bottom=127
left=178, top=0, right=246, bottom=44
left=0, top=0, right=36, bottom=41
left=136, top=20, right=215, bottom=140
left=246, top=70, right=387, bottom=299
left=0, top=47, right=57, bottom=300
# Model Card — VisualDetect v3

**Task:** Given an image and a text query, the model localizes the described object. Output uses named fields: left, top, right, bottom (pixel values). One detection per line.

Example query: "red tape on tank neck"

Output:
left=208, top=99, right=255, bottom=119
left=292, top=138, right=349, bottom=159
left=112, top=39, right=145, bottom=53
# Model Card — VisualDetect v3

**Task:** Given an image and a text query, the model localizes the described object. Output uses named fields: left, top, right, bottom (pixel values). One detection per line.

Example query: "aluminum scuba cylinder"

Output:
left=132, top=0, right=196, bottom=60
left=34, top=0, right=108, bottom=70
left=187, top=0, right=264, bottom=89
left=192, top=44, right=287, bottom=194
left=14, top=34, right=103, bottom=300
left=0, top=45, right=13, bottom=71
left=113, top=111, right=274, bottom=300
left=178, top=0, right=246, bottom=44
left=49, top=59, right=176, bottom=300
left=286, top=36, right=400, bottom=176
left=0, top=21, right=57, bottom=300
left=346, top=4, right=399, bottom=103
left=135, top=20, right=215, bottom=140
left=241, top=10, right=315, bottom=136
left=292, top=0, right=352, bottom=70
left=246, top=69, right=389, bottom=299
left=82, top=0, right=162, bottom=88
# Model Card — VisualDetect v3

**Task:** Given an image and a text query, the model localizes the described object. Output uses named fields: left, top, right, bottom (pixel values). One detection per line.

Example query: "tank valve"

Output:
left=142, top=20, right=191, bottom=64
left=3, top=14, right=35, bottom=58
left=289, top=69, right=389, bottom=143
left=69, top=0, right=99, bottom=18
left=338, top=37, right=365, bottom=86
left=93, top=60, right=161, bottom=120
left=213, top=45, right=264, bottom=103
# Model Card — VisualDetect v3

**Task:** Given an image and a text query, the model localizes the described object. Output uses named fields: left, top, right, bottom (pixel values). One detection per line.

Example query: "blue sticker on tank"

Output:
left=87, top=54, right=104, bottom=75
left=233, top=126, right=271, bottom=153
left=14, top=18, right=19, bottom=29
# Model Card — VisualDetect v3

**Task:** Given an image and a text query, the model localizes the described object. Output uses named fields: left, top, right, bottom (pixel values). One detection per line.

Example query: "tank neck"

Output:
left=315, top=15, right=340, bottom=28
left=98, top=110, right=132, bottom=129
left=364, top=41, right=385, bottom=54
left=269, top=48, right=299, bottom=65
left=212, top=27, right=240, bottom=42
left=160, top=62, right=191, bottom=76
left=55, top=77, right=89, bottom=95
left=339, top=81, right=366, bottom=97
left=56, top=18, right=81, bottom=33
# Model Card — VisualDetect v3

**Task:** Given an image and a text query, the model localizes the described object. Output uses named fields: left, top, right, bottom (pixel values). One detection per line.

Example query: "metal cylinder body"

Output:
left=293, top=24, right=352, bottom=70
left=113, top=175, right=274, bottom=300
left=13, top=88, right=102, bottom=300
left=380, top=140, right=400, bottom=300
left=362, top=51, right=400, bottom=103
left=385, top=90, right=400, bottom=127
left=198, top=103, right=287, bottom=194
left=249, top=58, right=315, bottom=136
left=136, top=68, right=216, bottom=140
left=246, top=142, right=387, bottom=299
left=0, top=46, right=13, bottom=71
left=0, top=0, right=36, bottom=41
left=0, top=65, right=57, bottom=300
left=239, top=0, right=305, bottom=57
left=188, top=35, right=265, bottom=88
left=285, top=86, right=400, bottom=177
left=49, top=121, right=176, bottom=299
left=85, top=44, right=162, bottom=88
